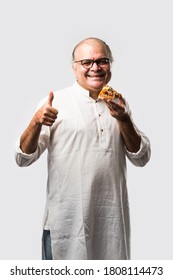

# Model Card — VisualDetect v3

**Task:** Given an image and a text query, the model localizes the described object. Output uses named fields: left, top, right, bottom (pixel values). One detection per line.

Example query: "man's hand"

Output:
left=104, top=97, right=129, bottom=122
left=105, top=97, right=141, bottom=152
left=34, top=92, right=58, bottom=126
left=20, top=92, right=58, bottom=154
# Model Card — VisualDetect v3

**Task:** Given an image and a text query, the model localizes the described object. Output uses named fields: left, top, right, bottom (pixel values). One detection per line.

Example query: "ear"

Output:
left=72, top=63, right=76, bottom=73
left=72, top=63, right=78, bottom=77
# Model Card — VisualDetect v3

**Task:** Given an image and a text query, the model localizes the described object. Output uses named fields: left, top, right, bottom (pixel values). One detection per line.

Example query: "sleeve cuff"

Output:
left=15, top=139, right=38, bottom=159
left=125, top=135, right=149, bottom=158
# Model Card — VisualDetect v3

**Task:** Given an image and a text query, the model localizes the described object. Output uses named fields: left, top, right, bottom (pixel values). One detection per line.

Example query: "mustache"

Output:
left=87, top=72, right=105, bottom=77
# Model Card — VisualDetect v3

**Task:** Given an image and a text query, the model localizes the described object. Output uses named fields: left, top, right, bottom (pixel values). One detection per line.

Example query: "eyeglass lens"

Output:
left=81, top=58, right=109, bottom=68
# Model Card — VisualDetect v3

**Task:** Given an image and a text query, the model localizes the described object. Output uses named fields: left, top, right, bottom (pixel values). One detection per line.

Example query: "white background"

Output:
left=0, top=0, right=172, bottom=260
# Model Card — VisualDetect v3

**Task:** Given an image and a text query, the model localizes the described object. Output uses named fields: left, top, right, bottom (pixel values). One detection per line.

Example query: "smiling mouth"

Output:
left=87, top=74, right=105, bottom=78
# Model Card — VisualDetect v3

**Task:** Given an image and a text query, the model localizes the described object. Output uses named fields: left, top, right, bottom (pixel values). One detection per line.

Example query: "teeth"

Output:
left=88, top=75, right=102, bottom=78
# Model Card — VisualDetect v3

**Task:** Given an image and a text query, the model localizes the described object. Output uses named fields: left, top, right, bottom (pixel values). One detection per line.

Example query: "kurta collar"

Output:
left=72, top=81, right=91, bottom=98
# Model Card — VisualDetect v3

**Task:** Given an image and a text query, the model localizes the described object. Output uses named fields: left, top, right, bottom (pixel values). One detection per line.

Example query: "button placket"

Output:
left=94, top=100, right=107, bottom=147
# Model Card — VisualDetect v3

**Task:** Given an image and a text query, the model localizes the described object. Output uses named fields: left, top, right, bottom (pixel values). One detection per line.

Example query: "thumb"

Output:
left=47, top=91, right=54, bottom=106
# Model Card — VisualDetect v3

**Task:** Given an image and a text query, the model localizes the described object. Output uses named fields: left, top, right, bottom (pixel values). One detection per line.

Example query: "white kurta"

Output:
left=15, top=81, right=151, bottom=260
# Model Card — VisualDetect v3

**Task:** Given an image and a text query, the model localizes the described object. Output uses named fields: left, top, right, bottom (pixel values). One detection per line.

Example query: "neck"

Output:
left=89, top=91, right=99, bottom=100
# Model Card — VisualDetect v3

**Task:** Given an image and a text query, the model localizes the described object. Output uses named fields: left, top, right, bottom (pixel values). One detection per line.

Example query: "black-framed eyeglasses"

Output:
left=74, top=58, right=110, bottom=69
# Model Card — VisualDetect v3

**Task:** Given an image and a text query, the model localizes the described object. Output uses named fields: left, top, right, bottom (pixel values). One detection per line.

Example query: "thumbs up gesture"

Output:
left=34, top=91, right=58, bottom=127
left=47, top=91, right=54, bottom=107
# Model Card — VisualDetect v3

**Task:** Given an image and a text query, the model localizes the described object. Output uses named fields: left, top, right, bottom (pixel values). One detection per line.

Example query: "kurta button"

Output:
left=101, top=129, right=103, bottom=132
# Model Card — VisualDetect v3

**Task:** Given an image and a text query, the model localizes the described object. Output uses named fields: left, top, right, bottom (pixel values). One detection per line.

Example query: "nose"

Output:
left=90, top=61, right=101, bottom=70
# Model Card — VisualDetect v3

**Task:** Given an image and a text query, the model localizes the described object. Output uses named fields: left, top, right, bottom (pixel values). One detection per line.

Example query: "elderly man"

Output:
left=15, top=37, right=151, bottom=260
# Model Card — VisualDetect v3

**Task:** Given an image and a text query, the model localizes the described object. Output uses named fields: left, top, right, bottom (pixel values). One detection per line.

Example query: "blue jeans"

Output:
left=42, top=230, right=53, bottom=260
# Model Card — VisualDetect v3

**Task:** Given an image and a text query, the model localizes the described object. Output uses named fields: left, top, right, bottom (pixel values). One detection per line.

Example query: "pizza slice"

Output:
left=98, top=85, right=122, bottom=100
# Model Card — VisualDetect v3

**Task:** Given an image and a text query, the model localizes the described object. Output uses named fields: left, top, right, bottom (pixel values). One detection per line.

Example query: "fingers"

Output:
left=46, top=91, right=58, bottom=114
left=105, top=99, right=128, bottom=121
left=37, top=92, right=58, bottom=126
left=119, top=96, right=126, bottom=106
left=47, top=91, right=54, bottom=106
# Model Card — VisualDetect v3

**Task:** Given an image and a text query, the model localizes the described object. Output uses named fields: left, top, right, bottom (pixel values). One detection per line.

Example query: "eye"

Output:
left=81, top=60, right=92, bottom=67
left=97, top=58, right=109, bottom=66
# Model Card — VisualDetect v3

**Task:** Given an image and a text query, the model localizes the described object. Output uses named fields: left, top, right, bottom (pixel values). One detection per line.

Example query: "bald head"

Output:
left=72, top=37, right=114, bottom=63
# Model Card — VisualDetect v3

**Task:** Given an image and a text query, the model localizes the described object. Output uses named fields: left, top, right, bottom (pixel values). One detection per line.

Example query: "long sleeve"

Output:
left=15, top=125, right=50, bottom=167
left=125, top=130, right=151, bottom=167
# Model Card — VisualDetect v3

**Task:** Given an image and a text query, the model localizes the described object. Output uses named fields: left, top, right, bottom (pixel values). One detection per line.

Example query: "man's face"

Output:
left=72, top=40, right=112, bottom=94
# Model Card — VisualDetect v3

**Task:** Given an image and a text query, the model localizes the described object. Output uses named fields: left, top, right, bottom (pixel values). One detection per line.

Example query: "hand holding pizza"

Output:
left=98, top=85, right=128, bottom=121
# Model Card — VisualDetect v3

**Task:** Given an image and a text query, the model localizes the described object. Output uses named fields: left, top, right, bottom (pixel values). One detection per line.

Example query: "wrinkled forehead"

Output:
left=74, top=40, right=108, bottom=60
